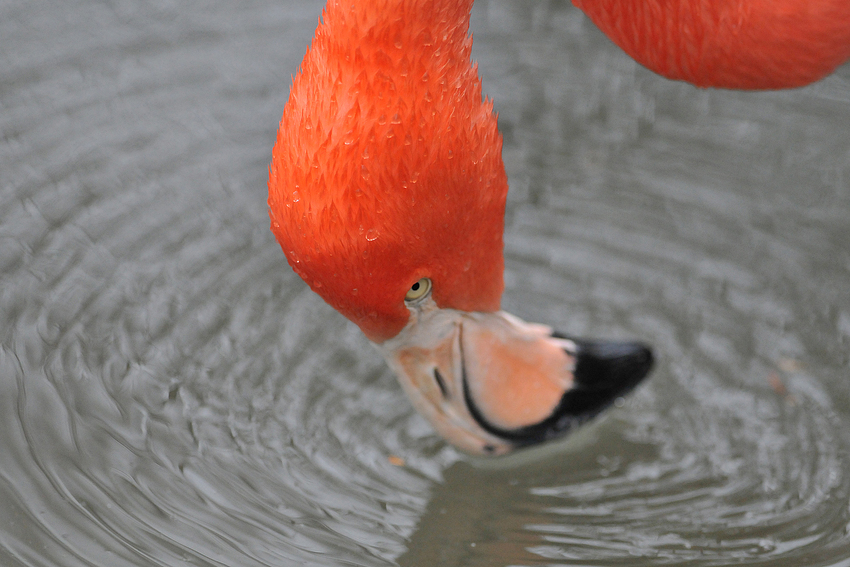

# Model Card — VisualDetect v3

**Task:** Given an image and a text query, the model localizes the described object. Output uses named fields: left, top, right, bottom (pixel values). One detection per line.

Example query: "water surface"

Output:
left=1, top=0, right=849, bottom=565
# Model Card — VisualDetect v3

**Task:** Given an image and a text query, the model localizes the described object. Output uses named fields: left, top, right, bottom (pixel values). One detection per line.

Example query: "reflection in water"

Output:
left=1, top=0, right=850, bottom=565
left=402, top=391, right=850, bottom=565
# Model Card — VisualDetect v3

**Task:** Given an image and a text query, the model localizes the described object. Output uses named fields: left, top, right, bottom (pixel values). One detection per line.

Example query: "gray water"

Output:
left=2, top=0, right=849, bottom=565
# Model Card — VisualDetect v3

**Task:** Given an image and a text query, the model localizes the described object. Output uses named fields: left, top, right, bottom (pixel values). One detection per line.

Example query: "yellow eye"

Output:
left=405, top=278, right=432, bottom=302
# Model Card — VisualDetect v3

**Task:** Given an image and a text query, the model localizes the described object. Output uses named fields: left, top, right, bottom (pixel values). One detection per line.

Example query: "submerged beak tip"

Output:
left=572, top=339, right=655, bottom=392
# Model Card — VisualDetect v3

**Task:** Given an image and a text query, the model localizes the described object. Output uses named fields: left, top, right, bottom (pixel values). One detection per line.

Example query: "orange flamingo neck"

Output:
left=269, top=0, right=508, bottom=342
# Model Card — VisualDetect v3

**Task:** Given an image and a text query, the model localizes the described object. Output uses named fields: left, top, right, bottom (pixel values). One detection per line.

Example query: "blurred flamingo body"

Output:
left=575, top=0, right=850, bottom=89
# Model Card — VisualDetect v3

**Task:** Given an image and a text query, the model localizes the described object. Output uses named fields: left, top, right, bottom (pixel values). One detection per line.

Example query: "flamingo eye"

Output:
left=405, top=278, right=432, bottom=302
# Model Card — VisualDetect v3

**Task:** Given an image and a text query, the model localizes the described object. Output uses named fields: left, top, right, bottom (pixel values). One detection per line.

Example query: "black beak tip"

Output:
left=572, top=339, right=654, bottom=393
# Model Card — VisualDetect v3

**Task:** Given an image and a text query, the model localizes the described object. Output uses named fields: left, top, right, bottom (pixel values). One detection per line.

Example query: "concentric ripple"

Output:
left=2, top=0, right=850, bottom=566
left=0, top=0, right=450, bottom=564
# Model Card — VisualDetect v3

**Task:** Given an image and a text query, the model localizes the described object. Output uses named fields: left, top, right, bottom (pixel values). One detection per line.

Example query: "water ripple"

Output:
left=2, top=0, right=850, bottom=566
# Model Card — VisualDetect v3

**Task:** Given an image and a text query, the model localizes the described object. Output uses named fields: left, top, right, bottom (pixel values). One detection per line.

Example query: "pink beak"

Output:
left=378, top=299, right=653, bottom=456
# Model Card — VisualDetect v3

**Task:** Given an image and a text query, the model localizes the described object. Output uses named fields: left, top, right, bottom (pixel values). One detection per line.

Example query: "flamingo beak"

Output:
left=378, top=300, right=653, bottom=456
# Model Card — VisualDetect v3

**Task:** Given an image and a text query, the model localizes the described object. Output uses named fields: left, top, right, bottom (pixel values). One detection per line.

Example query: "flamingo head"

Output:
left=269, top=0, right=653, bottom=455
left=269, top=0, right=505, bottom=344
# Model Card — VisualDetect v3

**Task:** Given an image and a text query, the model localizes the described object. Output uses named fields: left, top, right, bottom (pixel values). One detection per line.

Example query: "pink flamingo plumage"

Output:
left=269, top=0, right=847, bottom=455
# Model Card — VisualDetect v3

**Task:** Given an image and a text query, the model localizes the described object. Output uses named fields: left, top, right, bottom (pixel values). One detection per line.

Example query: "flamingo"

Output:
left=268, top=0, right=845, bottom=455
left=575, top=0, right=850, bottom=89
